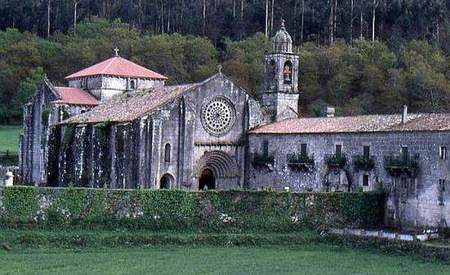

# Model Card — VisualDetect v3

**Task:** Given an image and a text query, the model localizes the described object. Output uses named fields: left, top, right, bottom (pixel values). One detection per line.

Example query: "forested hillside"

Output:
left=1, top=0, right=449, bottom=51
left=0, top=1, right=449, bottom=124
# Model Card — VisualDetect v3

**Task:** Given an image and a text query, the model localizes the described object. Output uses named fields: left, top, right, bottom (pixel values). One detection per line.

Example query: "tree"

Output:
left=223, top=33, right=268, bottom=93
left=371, top=0, right=378, bottom=41
left=11, top=67, right=45, bottom=121
left=73, top=0, right=80, bottom=35
left=47, top=0, right=51, bottom=38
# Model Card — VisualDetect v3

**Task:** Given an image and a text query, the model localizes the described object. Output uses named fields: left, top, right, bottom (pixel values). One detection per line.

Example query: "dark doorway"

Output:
left=199, top=169, right=215, bottom=190
left=160, top=174, right=174, bottom=189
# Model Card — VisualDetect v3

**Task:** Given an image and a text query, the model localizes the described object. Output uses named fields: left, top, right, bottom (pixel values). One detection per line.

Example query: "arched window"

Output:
left=283, top=61, right=293, bottom=84
left=164, top=143, right=171, bottom=163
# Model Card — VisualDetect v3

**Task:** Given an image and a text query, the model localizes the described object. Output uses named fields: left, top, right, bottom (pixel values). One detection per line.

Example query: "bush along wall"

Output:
left=0, top=187, right=385, bottom=232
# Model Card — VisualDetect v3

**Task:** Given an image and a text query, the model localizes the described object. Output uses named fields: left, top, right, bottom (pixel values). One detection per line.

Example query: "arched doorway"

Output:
left=160, top=173, right=174, bottom=189
left=199, top=168, right=215, bottom=190
left=196, top=151, right=240, bottom=190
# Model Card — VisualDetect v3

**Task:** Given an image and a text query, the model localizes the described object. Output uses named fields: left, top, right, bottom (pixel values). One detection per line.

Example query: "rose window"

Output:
left=201, top=97, right=236, bottom=136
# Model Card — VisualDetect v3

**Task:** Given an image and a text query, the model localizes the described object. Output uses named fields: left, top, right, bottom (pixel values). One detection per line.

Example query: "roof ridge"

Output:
left=64, top=56, right=167, bottom=80
left=249, top=112, right=450, bottom=134
left=99, top=57, right=116, bottom=74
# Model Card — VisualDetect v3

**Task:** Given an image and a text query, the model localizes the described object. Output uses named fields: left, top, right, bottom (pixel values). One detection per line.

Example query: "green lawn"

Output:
left=0, top=245, right=449, bottom=275
left=0, top=125, right=21, bottom=153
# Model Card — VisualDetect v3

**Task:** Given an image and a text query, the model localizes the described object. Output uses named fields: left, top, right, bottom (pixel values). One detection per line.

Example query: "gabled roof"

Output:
left=61, top=84, right=197, bottom=124
left=64, top=56, right=168, bottom=80
left=53, top=87, right=99, bottom=106
left=249, top=113, right=450, bottom=134
left=60, top=73, right=251, bottom=125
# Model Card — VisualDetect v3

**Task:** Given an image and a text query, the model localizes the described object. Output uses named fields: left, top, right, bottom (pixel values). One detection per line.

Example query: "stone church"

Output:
left=19, top=21, right=450, bottom=229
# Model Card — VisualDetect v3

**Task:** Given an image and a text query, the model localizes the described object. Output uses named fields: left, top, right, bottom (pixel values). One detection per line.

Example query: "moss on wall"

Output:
left=0, top=187, right=385, bottom=231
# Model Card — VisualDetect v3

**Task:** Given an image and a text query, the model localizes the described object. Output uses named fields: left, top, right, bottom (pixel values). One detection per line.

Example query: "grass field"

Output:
left=1, top=245, right=449, bottom=275
left=0, top=125, right=21, bottom=153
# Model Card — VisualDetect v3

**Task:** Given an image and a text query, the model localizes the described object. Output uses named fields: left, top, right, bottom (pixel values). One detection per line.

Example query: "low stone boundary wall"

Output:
left=330, top=228, right=440, bottom=242
left=0, top=186, right=385, bottom=231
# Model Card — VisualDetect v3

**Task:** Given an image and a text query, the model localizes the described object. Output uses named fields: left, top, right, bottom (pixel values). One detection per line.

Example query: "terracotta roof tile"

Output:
left=61, top=84, right=197, bottom=124
left=249, top=113, right=450, bottom=134
left=65, top=56, right=167, bottom=80
left=53, top=87, right=99, bottom=106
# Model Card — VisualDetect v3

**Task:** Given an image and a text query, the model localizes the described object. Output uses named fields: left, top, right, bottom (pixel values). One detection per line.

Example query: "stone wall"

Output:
left=19, top=80, right=96, bottom=186
left=247, top=131, right=450, bottom=229
left=46, top=74, right=264, bottom=191
left=68, top=76, right=165, bottom=101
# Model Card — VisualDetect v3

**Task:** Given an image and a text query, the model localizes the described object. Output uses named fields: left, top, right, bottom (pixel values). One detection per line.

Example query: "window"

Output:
left=263, top=140, right=269, bottom=156
left=130, top=79, right=136, bottom=89
left=363, top=146, right=370, bottom=158
left=439, top=179, right=446, bottom=205
left=81, top=78, right=87, bottom=88
left=363, top=175, right=369, bottom=186
left=283, top=61, right=293, bottom=84
left=164, top=143, right=171, bottom=163
left=301, top=144, right=307, bottom=155
left=335, top=144, right=342, bottom=156
left=401, top=146, right=408, bottom=160
left=400, top=177, right=408, bottom=203
left=440, top=146, right=448, bottom=160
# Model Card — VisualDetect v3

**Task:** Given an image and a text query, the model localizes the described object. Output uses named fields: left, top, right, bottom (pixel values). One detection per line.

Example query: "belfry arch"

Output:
left=195, top=151, right=239, bottom=190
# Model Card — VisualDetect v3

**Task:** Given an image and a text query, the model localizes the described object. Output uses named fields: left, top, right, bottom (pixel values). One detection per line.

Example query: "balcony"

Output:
left=251, top=152, right=275, bottom=169
left=352, top=155, right=375, bottom=171
left=325, top=154, right=347, bottom=169
left=287, top=153, right=315, bottom=171
left=384, top=154, right=419, bottom=177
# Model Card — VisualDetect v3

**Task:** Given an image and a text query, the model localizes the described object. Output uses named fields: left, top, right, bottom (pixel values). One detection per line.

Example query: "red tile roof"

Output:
left=65, top=56, right=168, bottom=80
left=249, top=113, right=450, bottom=134
left=53, top=87, right=99, bottom=106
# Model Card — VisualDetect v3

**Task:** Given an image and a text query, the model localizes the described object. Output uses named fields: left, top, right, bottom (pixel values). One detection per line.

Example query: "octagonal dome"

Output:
left=272, top=20, right=293, bottom=53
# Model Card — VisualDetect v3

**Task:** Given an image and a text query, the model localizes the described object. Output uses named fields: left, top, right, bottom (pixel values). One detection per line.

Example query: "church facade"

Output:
left=19, top=22, right=450, bottom=229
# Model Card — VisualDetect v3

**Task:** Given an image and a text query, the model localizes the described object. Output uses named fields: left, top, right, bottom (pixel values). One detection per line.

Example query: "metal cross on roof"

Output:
left=114, top=47, right=120, bottom=57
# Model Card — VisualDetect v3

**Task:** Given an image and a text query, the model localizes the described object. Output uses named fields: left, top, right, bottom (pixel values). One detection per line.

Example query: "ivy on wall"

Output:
left=0, top=187, right=385, bottom=231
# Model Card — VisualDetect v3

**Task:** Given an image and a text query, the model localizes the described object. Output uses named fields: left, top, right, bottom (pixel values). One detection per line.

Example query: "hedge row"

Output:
left=0, top=186, right=385, bottom=231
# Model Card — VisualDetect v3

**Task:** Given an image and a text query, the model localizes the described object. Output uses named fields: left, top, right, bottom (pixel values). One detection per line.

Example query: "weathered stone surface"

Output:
left=18, top=22, right=450, bottom=232
left=19, top=78, right=95, bottom=185
left=247, top=131, right=450, bottom=229
left=44, top=73, right=262, bottom=192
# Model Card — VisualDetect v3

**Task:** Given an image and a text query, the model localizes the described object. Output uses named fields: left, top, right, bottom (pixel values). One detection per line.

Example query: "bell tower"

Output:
left=261, top=20, right=299, bottom=122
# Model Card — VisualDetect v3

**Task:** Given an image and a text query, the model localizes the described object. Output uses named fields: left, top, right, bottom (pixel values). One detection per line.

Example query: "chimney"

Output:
left=326, top=107, right=335, bottom=118
left=402, top=105, right=408, bottom=124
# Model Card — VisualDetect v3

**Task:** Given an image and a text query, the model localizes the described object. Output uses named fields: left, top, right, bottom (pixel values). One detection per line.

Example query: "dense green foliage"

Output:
left=1, top=0, right=449, bottom=50
left=0, top=187, right=385, bottom=231
left=0, top=19, right=218, bottom=123
left=1, top=244, right=450, bottom=274
left=1, top=19, right=449, bottom=123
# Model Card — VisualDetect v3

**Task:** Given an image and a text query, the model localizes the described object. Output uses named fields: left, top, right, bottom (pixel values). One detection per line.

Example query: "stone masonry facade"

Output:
left=18, top=21, right=450, bottom=230
left=247, top=131, right=450, bottom=229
